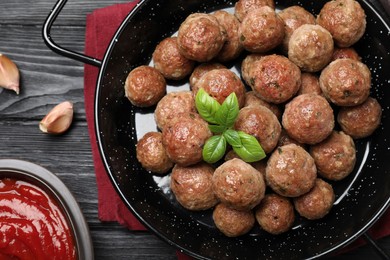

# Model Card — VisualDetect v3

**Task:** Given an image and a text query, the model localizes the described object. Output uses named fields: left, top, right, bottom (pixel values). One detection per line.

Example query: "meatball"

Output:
left=319, top=58, right=371, bottom=106
left=239, top=7, right=285, bottom=53
left=136, top=132, right=173, bottom=174
left=247, top=54, right=301, bottom=104
left=310, top=131, right=356, bottom=181
left=162, top=112, right=212, bottom=166
left=293, top=178, right=335, bottom=220
left=177, top=13, right=226, bottom=62
left=224, top=149, right=241, bottom=161
left=241, top=53, right=265, bottom=86
left=282, top=94, right=334, bottom=145
left=194, top=68, right=246, bottom=108
left=234, top=106, right=281, bottom=154
left=266, top=144, right=317, bottom=197
left=278, top=129, right=305, bottom=149
left=170, top=162, right=218, bottom=211
left=288, top=24, right=334, bottom=72
left=297, top=73, right=322, bottom=96
left=152, top=37, right=195, bottom=80
left=317, top=0, right=366, bottom=47
left=213, top=158, right=266, bottom=211
left=154, top=91, right=196, bottom=130
left=244, top=91, right=282, bottom=120
left=234, top=0, right=275, bottom=22
left=124, top=65, right=166, bottom=107
left=337, top=97, right=382, bottom=139
left=213, top=10, right=243, bottom=62
left=278, top=5, right=316, bottom=54
left=225, top=150, right=267, bottom=183
left=189, top=63, right=226, bottom=91
left=332, top=47, right=361, bottom=61
left=213, top=203, right=255, bottom=237
left=255, top=193, right=295, bottom=235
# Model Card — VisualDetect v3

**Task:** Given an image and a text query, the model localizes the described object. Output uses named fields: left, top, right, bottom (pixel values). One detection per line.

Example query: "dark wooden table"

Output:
left=0, top=0, right=389, bottom=259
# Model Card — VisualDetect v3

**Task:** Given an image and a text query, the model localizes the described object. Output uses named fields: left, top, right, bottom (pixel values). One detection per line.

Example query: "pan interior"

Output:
left=95, top=0, right=390, bottom=259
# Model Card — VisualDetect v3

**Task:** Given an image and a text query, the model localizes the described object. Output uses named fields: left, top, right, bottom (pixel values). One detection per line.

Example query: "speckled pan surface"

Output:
left=94, top=0, right=390, bottom=259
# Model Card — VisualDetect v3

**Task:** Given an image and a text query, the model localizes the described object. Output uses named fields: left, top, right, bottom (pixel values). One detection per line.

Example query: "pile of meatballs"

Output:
left=126, top=0, right=382, bottom=237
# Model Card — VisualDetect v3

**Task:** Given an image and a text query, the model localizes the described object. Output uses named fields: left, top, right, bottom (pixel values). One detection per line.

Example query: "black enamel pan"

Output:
left=43, top=0, right=390, bottom=259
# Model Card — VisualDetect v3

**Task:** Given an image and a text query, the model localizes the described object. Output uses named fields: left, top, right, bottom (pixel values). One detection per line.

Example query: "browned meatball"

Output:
left=278, top=5, right=316, bottom=54
left=162, top=112, right=212, bottom=166
left=239, top=7, right=285, bottom=53
left=194, top=68, right=246, bottom=108
left=234, top=106, right=281, bottom=154
left=266, top=144, right=317, bottom=197
left=189, top=63, right=226, bottom=91
left=154, top=91, right=196, bottom=130
left=310, top=131, right=356, bottom=181
left=288, top=24, right=334, bottom=72
left=317, top=0, right=366, bottom=47
left=293, top=178, right=335, bottom=220
left=152, top=37, right=195, bottom=80
left=297, top=73, right=322, bottom=96
left=255, top=193, right=295, bottom=234
left=319, top=58, right=371, bottom=106
left=247, top=54, right=301, bottom=104
left=337, top=97, right=382, bottom=139
left=136, top=132, right=174, bottom=174
left=241, top=53, right=265, bottom=86
left=213, top=158, right=266, bottom=211
left=332, top=47, right=361, bottom=62
left=213, top=203, right=255, bottom=237
left=213, top=10, right=243, bottom=62
left=234, top=0, right=275, bottom=22
left=225, top=150, right=267, bottom=183
left=244, top=91, right=282, bottom=120
left=224, top=149, right=240, bottom=161
left=177, top=13, right=226, bottom=62
left=170, top=162, right=218, bottom=211
left=124, top=65, right=166, bottom=107
left=278, top=129, right=305, bottom=149
left=282, top=94, right=334, bottom=145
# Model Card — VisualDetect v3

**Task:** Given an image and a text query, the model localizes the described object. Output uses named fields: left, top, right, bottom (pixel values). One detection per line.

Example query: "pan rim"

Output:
left=94, top=0, right=390, bottom=259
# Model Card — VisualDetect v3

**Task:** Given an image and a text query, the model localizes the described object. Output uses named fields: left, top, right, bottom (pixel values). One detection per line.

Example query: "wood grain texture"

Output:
left=0, top=1, right=177, bottom=258
left=0, top=0, right=389, bottom=259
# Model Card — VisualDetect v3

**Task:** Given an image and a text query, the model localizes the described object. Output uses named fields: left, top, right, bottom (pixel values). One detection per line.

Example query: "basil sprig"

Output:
left=195, top=88, right=266, bottom=163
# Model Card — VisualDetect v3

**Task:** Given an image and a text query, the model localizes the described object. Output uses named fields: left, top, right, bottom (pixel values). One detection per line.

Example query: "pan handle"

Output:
left=42, top=0, right=102, bottom=67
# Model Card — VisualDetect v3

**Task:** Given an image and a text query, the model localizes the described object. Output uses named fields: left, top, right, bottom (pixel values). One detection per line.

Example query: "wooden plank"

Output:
left=0, top=25, right=86, bottom=119
left=90, top=229, right=176, bottom=259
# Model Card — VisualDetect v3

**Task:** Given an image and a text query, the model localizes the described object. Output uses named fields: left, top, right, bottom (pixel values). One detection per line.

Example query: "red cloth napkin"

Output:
left=83, top=1, right=389, bottom=259
left=84, top=1, right=146, bottom=231
left=83, top=2, right=192, bottom=259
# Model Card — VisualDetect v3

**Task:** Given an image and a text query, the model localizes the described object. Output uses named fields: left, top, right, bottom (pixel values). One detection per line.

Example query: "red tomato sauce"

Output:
left=0, top=178, right=77, bottom=260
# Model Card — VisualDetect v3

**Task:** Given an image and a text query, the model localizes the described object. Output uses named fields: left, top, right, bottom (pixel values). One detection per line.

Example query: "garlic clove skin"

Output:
left=39, top=101, right=74, bottom=134
left=0, top=53, right=20, bottom=94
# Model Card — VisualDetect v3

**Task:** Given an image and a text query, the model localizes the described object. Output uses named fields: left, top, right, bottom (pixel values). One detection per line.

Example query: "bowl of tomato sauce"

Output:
left=0, top=159, right=93, bottom=260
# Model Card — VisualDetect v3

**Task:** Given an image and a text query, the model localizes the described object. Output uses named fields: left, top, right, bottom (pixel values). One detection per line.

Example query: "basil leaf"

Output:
left=202, top=135, right=227, bottom=164
left=195, top=88, right=221, bottom=124
left=215, top=92, right=239, bottom=128
left=208, top=124, right=227, bottom=134
left=233, top=131, right=266, bottom=162
left=223, top=129, right=242, bottom=148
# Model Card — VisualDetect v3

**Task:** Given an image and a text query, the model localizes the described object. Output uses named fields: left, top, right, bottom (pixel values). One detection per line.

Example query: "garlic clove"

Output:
left=0, top=53, right=20, bottom=94
left=39, top=101, right=74, bottom=134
